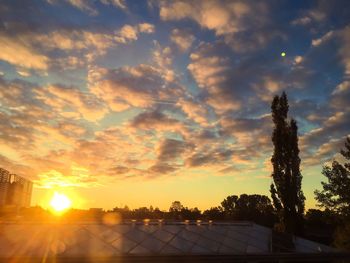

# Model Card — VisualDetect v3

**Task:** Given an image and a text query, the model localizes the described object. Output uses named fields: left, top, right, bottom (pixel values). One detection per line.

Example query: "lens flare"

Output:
left=50, top=192, right=71, bottom=212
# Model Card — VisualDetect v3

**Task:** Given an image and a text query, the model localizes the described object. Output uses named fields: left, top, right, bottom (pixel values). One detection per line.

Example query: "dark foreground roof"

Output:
left=0, top=221, right=349, bottom=262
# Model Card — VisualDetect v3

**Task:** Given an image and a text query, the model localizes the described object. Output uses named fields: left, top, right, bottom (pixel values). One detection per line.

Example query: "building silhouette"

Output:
left=0, top=168, right=32, bottom=207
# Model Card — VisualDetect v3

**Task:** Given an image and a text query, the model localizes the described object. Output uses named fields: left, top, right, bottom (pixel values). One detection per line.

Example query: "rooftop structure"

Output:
left=0, top=221, right=348, bottom=262
left=0, top=168, right=33, bottom=208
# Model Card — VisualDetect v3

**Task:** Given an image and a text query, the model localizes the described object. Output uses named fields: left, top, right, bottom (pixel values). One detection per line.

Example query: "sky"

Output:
left=0, top=0, right=349, bottom=211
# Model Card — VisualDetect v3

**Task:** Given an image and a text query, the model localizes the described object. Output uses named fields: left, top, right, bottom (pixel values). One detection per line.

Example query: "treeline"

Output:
left=110, top=194, right=277, bottom=227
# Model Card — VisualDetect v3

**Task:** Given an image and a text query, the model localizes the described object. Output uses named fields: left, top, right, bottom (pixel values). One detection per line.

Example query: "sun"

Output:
left=50, top=192, right=71, bottom=212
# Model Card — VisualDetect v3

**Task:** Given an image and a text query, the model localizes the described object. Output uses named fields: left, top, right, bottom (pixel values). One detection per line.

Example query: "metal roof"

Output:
left=0, top=221, right=347, bottom=262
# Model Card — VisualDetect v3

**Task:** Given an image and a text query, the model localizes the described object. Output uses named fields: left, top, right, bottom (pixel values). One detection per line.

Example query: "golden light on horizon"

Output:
left=50, top=192, right=72, bottom=213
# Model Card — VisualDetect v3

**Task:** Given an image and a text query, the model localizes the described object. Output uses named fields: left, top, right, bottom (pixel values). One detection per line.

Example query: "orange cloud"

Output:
left=36, top=84, right=108, bottom=122
left=0, top=34, right=48, bottom=70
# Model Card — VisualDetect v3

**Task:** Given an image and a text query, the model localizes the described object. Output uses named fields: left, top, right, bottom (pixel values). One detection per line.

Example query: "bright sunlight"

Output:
left=50, top=192, right=71, bottom=212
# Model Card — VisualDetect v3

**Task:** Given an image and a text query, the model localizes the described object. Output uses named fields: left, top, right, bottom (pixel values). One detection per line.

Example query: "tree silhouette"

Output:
left=169, top=201, right=183, bottom=212
left=203, top=207, right=225, bottom=220
left=315, top=137, right=350, bottom=218
left=221, top=195, right=239, bottom=218
left=221, top=194, right=276, bottom=226
left=270, top=92, right=305, bottom=234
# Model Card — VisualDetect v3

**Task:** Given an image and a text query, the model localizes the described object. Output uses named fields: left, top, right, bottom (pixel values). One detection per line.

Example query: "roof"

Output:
left=0, top=221, right=348, bottom=262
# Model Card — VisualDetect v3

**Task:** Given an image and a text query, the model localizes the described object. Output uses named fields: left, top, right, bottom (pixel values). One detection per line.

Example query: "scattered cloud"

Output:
left=90, top=64, right=182, bottom=112
left=138, top=23, right=155, bottom=34
left=158, top=0, right=283, bottom=52
left=170, top=29, right=195, bottom=52
left=0, top=0, right=349, bottom=203
left=0, top=34, right=49, bottom=70
left=100, top=0, right=128, bottom=10
left=311, top=31, right=334, bottom=47
left=66, top=0, right=98, bottom=16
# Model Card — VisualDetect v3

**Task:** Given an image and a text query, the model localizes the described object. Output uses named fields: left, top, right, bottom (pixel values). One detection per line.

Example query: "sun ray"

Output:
left=50, top=192, right=71, bottom=213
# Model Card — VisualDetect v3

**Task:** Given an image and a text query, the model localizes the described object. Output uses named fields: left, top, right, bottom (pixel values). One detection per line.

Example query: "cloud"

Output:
left=33, top=30, right=113, bottom=51
left=147, top=138, right=193, bottom=176
left=100, top=0, right=128, bottom=10
left=291, top=10, right=326, bottom=26
left=34, top=23, right=154, bottom=54
left=54, top=56, right=85, bottom=70
left=138, top=23, right=155, bottom=34
left=312, top=31, right=334, bottom=47
left=158, top=0, right=282, bottom=52
left=34, top=165, right=100, bottom=188
left=129, top=110, right=185, bottom=133
left=0, top=34, right=48, bottom=70
left=185, top=147, right=233, bottom=168
left=24, top=126, right=151, bottom=182
left=36, top=84, right=108, bottom=122
left=301, top=110, right=350, bottom=165
left=66, top=0, right=98, bottom=16
left=89, top=64, right=183, bottom=112
left=0, top=77, right=47, bottom=150
left=176, top=98, right=210, bottom=126
left=170, top=29, right=195, bottom=52
left=307, top=26, right=350, bottom=79
left=294, top=56, right=303, bottom=64
left=17, top=70, right=31, bottom=77
left=152, top=43, right=176, bottom=82
left=187, top=42, right=236, bottom=113
left=303, top=137, right=348, bottom=166
left=108, top=165, right=130, bottom=175
left=188, top=42, right=279, bottom=114
left=298, top=26, right=350, bottom=164
left=148, top=162, right=177, bottom=174
left=219, top=114, right=272, bottom=150
left=330, top=80, right=350, bottom=111
left=156, top=138, right=192, bottom=162
left=118, top=25, right=138, bottom=41
left=159, top=0, right=251, bottom=35
left=291, top=0, right=350, bottom=30
left=291, top=16, right=312, bottom=26
left=339, top=26, right=350, bottom=77
left=0, top=77, right=105, bottom=168
left=0, top=21, right=155, bottom=70
left=55, top=0, right=130, bottom=16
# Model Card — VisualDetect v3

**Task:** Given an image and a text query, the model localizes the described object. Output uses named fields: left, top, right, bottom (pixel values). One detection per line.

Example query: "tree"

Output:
left=179, top=207, right=202, bottom=220
left=168, top=201, right=184, bottom=220
left=304, top=209, right=338, bottom=245
left=270, top=92, right=305, bottom=235
left=169, top=201, right=183, bottom=212
left=221, top=194, right=277, bottom=227
left=235, top=194, right=276, bottom=227
left=315, top=137, right=350, bottom=218
left=203, top=207, right=225, bottom=220
left=221, top=195, right=238, bottom=218
left=333, top=223, right=350, bottom=251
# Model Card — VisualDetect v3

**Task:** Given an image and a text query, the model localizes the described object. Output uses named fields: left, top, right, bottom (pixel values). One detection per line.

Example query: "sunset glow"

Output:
left=1, top=2, right=350, bottom=261
left=50, top=192, right=71, bottom=212
left=0, top=0, right=349, bottom=211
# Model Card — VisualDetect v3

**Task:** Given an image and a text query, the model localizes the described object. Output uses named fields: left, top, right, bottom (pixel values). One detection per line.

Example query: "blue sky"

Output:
left=0, top=0, right=349, bottom=210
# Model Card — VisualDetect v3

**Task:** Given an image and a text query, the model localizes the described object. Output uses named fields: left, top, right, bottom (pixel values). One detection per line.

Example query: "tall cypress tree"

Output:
left=270, top=92, right=305, bottom=235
